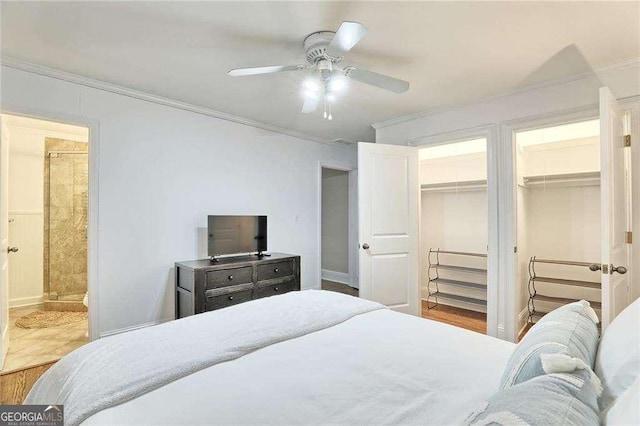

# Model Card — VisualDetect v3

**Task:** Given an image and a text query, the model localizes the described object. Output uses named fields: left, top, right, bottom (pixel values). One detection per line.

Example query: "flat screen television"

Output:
left=207, top=215, right=267, bottom=257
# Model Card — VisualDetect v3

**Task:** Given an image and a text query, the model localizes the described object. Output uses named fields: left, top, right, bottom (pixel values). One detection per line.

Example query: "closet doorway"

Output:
left=419, top=138, right=490, bottom=334
left=514, top=119, right=603, bottom=337
left=319, top=165, right=358, bottom=296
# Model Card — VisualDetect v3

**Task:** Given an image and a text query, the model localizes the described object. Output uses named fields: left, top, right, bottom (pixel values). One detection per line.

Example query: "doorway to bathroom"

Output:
left=0, top=114, right=90, bottom=373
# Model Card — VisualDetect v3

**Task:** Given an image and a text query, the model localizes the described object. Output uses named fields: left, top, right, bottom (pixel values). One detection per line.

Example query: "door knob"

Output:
left=8, top=246, right=18, bottom=253
left=611, top=265, right=628, bottom=275
left=362, top=243, right=370, bottom=250
left=588, top=264, right=601, bottom=272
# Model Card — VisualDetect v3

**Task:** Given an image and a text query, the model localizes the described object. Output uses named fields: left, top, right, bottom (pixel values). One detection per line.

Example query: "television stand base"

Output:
left=256, top=252, right=271, bottom=258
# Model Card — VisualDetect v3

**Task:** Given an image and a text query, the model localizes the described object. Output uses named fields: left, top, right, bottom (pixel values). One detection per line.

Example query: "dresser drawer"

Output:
left=255, top=280, right=294, bottom=299
left=206, top=288, right=253, bottom=311
left=207, top=267, right=252, bottom=289
left=257, top=261, right=293, bottom=282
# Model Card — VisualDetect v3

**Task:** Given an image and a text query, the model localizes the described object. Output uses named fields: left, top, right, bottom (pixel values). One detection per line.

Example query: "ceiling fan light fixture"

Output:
left=304, top=88, right=319, bottom=99
left=329, top=75, right=347, bottom=92
left=304, top=78, right=320, bottom=92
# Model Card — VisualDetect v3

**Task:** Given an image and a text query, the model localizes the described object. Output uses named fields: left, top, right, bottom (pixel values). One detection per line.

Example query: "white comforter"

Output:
left=29, top=290, right=515, bottom=425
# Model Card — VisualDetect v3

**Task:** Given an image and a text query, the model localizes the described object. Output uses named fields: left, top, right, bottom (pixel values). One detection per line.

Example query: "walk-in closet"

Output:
left=514, top=119, right=602, bottom=332
left=419, top=139, right=488, bottom=333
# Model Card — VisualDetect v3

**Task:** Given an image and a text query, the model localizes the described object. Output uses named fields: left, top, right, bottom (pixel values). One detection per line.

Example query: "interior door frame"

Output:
left=317, top=161, right=358, bottom=289
left=1, top=104, right=100, bottom=342
left=500, top=105, right=600, bottom=342
left=621, top=97, right=640, bottom=304
left=409, top=124, right=499, bottom=337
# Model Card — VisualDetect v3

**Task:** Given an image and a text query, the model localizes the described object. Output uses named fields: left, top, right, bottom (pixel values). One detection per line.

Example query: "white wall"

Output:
left=6, top=121, right=88, bottom=307
left=519, top=137, right=599, bottom=176
left=1, top=65, right=357, bottom=336
left=421, top=152, right=487, bottom=184
left=321, top=168, right=349, bottom=278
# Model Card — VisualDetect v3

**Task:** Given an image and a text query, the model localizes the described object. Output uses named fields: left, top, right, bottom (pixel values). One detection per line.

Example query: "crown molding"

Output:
left=0, top=56, right=352, bottom=149
left=372, top=56, right=640, bottom=130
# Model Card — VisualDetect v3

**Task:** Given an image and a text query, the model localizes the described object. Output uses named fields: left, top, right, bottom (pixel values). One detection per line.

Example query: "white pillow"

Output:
left=595, top=297, right=640, bottom=410
left=604, top=377, right=639, bottom=425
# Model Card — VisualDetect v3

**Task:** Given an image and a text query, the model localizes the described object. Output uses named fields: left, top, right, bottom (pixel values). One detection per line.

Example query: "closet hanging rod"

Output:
left=429, top=249, right=487, bottom=258
left=421, top=179, right=487, bottom=192
left=531, top=258, right=597, bottom=268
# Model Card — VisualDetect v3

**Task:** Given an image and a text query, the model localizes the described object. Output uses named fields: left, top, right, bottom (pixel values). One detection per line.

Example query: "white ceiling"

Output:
left=1, top=1, right=638, bottom=143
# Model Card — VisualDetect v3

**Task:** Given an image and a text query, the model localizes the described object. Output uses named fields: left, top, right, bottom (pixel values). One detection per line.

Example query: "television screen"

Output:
left=207, top=215, right=267, bottom=256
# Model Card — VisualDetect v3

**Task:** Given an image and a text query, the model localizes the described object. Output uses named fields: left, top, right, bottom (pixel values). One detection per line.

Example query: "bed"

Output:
left=27, top=290, right=640, bottom=425
left=26, top=290, right=515, bottom=425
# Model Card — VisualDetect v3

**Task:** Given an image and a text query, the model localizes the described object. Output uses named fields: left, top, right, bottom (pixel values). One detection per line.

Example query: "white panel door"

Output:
left=600, top=87, right=631, bottom=329
left=358, top=142, right=419, bottom=315
left=0, top=117, right=10, bottom=369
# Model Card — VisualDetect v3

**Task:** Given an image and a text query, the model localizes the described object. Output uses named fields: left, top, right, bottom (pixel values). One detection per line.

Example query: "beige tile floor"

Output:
left=2, top=304, right=88, bottom=372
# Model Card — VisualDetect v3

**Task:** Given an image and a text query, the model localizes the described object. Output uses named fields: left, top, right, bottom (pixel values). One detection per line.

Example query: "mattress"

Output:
left=83, top=302, right=514, bottom=425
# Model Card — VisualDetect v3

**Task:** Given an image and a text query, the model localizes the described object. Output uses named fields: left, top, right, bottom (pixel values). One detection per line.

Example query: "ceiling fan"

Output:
left=228, top=22, right=410, bottom=119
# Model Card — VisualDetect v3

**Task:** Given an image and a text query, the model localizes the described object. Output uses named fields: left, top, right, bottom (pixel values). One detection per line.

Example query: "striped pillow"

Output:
left=499, top=300, right=599, bottom=390
left=466, top=368, right=600, bottom=426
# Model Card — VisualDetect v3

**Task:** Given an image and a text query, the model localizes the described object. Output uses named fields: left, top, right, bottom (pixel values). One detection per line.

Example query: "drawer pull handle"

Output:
left=274, top=268, right=279, bottom=273
left=228, top=296, right=234, bottom=301
left=274, top=287, right=279, bottom=291
left=228, top=275, right=233, bottom=280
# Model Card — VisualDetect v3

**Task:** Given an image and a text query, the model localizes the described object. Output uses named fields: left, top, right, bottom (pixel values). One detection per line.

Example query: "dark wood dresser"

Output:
left=175, top=253, right=300, bottom=319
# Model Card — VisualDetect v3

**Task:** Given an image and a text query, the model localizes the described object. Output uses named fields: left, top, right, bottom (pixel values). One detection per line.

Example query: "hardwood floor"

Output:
left=0, top=360, right=57, bottom=405
left=518, top=323, right=534, bottom=342
left=321, top=280, right=487, bottom=334
left=321, top=280, right=359, bottom=297
left=421, top=301, right=487, bottom=334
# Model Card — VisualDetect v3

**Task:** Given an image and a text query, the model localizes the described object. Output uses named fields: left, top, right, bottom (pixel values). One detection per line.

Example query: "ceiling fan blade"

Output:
left=228, top=65, right=305, bottom=77
left=301, top=96, right=319, bottom=114
left=325, top=22, right=367, bottom=58
left=345, top=67, right=409, bottom=94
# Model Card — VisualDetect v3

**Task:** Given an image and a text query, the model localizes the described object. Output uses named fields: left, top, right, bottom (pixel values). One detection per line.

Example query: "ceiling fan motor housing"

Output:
left=303, top=31, right=339, bottom=64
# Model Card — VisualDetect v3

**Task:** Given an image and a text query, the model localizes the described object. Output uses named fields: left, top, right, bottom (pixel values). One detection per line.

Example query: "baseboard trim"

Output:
left=1, top=323, right=8, bottom=370
left=321, top=269, right=350, bottom=285
left=9, top=296, right=44, bottom=308
left=516, top=306, right=530, bottom=337
left=99, top=318, right=172, bottom=339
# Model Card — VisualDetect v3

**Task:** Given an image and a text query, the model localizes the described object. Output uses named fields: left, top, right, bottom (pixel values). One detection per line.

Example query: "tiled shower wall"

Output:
left=43, top=138, right=88, bottom=301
